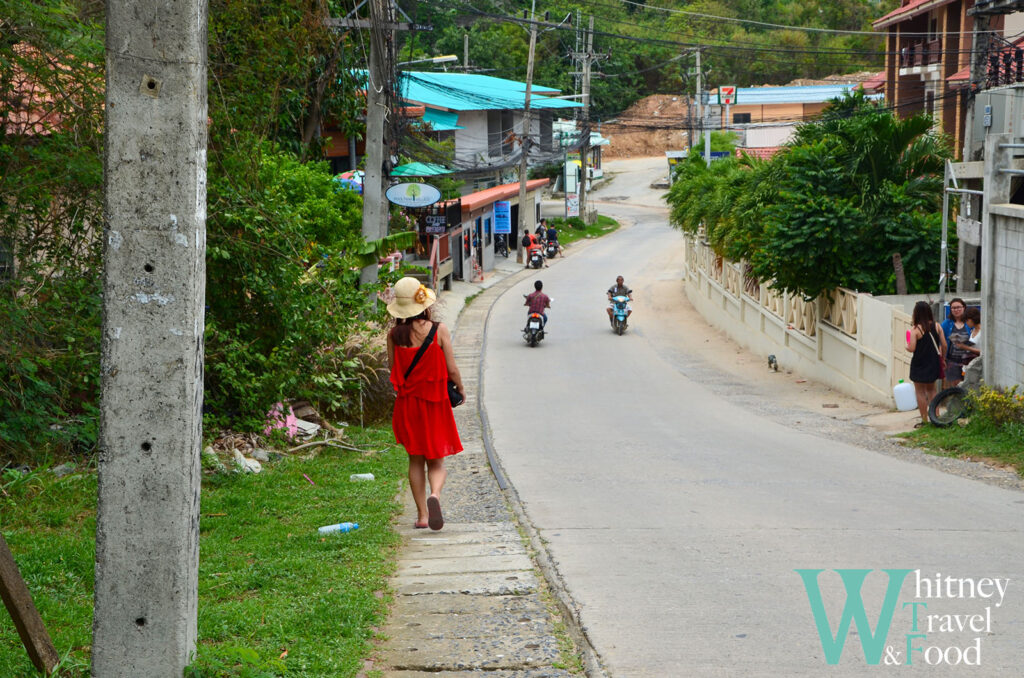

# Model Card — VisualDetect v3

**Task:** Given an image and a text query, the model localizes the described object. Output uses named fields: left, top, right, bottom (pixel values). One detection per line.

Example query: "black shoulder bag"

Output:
left=402, top=322, right=464, bottom=408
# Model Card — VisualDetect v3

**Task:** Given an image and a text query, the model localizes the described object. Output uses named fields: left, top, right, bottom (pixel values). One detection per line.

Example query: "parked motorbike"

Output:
left=610, top=295, right=630, bottom=335
left=494, top=233, right=509, bottom=258
left=523, top=312, right=545, bottom=347
left=528, top=248, right=544, bottom=269
left=545, top=240, right=559, bottom=259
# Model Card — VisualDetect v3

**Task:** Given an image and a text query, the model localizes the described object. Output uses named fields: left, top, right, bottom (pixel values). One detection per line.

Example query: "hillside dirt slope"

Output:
left=600, top=72, right=879, bottom=159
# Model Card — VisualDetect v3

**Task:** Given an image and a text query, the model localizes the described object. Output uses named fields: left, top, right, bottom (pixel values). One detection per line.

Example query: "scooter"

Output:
left=528, top=248, right=544, bottom=269
left=610, top=295, right=630, bottom=335
left=545, top=240, right=559, bottom=259
left=523, top=312, right=545, bottom=347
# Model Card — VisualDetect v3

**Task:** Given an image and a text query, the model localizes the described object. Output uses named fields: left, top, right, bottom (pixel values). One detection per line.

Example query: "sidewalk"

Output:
left=371, top=253, right=604, bottom=677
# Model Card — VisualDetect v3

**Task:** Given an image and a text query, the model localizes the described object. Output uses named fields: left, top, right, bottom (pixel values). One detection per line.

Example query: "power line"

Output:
left=609, top=0, right=965, bottom=39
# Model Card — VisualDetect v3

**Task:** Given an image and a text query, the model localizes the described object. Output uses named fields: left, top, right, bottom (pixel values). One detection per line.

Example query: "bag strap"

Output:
left=403, top=322, right=439, bottom=381
left=927, top=328, right=941, bottom=358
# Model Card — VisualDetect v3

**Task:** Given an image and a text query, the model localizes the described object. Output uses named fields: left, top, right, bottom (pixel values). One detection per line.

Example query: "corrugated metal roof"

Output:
left=724, top=84, right=881, bottom=105
left=458, top=179, right=550, bottom=211
left=873, top=0, right=955, bottom=29
left=400, top=71, right=583, bottom=112
left=422, top=108, right=463, bottom=131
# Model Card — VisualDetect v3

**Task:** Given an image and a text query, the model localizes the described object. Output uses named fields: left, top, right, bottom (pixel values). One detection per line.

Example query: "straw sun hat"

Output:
left=386, top=277, right=437, bottom=319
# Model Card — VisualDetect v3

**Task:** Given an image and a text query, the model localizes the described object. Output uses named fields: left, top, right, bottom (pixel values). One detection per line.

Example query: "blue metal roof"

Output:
left=421, top=108, right=463, bottom=131
left=400, top=71, right=582, bottom=112
left=730, top=84, right=880, bottom=105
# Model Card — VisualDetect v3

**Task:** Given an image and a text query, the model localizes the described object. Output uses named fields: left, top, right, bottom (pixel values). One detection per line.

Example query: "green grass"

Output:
left=557, top=215, right=619, bottom=246
left=900, top=418, right=1024, bottom=475
left=1, top=426, right=408, bottom=677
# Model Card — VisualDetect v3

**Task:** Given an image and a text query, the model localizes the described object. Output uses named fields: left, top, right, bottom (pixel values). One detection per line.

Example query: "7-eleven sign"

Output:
left=718, top=86, right=737, bottom=105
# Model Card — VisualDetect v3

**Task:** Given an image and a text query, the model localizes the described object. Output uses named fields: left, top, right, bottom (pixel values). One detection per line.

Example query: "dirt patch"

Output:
left=602, top=95, right=690, bottom=159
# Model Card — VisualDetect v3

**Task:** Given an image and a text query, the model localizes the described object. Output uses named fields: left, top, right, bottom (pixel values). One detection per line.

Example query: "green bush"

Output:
left=550, top=216, right=586, bottom=231
left=203, top=139, right=387, bottom=432
left=969, top=385, right=1024, bottom=428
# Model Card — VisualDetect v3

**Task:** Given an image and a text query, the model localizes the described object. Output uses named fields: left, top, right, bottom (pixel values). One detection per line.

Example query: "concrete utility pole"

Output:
left=578, top=16, right=594, bottom=225
left=94, top=1, right=207, bottom=676
left=361, top=0, right=392, bottom=286
left=516, top=0, right=538, bottom=236
left=694, top=49, right=711, bottom=167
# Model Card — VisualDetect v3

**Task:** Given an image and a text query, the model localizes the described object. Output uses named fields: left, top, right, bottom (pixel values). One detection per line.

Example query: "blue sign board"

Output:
left=494, top=201, right=511, bottom=234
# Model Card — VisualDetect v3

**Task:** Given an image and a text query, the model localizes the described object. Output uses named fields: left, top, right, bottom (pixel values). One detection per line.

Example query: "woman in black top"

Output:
left=905, top=301, right=947, bottom=427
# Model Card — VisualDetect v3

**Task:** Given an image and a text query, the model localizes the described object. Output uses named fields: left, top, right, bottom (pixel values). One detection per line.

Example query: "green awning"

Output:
left=391, top=162, right=455, bottom=177
left=421, top=109, right=463, bottom=131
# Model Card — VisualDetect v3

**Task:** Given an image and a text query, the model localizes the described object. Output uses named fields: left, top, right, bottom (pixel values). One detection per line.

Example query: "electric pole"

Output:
left=361, top=0, right=392, bottom=286
left=94, top=1, right=206, bottom=675
left=516, top=0, right=538, bottom=237
left=694, top=49, right=703, bottom=163
left=694, top=49, right=711, bottom=167
left=578, top=16, right=594, bottom=224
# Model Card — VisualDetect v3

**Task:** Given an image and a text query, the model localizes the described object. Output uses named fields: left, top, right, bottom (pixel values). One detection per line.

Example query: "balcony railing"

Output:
left=900, top=38, right=943, bottom=68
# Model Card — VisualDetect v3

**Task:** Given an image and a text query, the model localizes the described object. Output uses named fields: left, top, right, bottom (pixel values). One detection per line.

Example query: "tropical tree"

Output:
left=666, top=93, right=950, bottom=298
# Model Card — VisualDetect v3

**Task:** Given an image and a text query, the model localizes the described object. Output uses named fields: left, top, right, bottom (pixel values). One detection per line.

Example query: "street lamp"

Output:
left=398, top=54, right=458, bottom=66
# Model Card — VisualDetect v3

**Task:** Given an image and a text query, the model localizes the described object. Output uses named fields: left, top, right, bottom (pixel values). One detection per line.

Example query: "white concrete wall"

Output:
left=744, top=125, right=795, bottom=147
left=454, top=110, right=489, bottom=167
left=683, top=236, right=899, bottom=406
left=992, top=209, right=1024, bottom=388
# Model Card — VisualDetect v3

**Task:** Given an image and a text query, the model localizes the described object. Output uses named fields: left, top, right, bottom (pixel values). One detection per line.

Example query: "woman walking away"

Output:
left=386, top=277, right=465, bottom=530
left=905, top=301, right=947, bottom=428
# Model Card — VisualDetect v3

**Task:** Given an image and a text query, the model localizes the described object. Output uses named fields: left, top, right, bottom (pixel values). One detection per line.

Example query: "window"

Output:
left=485, top=217, right=492, bottom=245
left=0, top=237, right=12, bottom=281
left=733, top=112, right=751, bottom=124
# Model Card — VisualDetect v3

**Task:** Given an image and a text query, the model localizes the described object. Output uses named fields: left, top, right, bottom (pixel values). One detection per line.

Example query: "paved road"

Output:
left=484, top=158, right=1024, bottom=676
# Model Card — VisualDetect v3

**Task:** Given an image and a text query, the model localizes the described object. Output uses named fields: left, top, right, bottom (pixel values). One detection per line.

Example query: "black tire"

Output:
left=615, top=319, right=624, bottom=335
left=929, top=387, right=969, bottom=427
left=529, top=334, right=538, bottom=347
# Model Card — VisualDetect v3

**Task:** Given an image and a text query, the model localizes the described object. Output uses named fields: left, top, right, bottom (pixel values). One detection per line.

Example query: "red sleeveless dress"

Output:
left=390, top=339, right=463, bottom=459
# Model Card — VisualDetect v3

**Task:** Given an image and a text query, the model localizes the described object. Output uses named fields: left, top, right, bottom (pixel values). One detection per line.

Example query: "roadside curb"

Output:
left=471, top=264, right=610, bottom=678
left=375, top=226, right=616, bottom=677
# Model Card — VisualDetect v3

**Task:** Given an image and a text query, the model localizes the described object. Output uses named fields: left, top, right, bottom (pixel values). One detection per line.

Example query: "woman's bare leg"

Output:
left=914, top=383, right=930, bottom=423
left=426, top=458, right=447, bottom=499
left=408, top=455, right=429, bottom=527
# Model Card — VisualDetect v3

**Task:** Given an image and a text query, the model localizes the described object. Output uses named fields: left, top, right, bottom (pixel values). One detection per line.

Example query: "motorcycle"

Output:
left=610, top=295, right=630, bottom=335
left=494, top=233, right=509, bottom=258
left=528, top=248, right=544, bottom=269
left=545, top=240, right=559, bottom=259
left=523, top=312, right=545, bottom=347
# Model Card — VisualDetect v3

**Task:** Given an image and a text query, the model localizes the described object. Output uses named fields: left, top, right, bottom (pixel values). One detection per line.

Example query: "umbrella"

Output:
left=391, top=162, right=454, bottom=177
left=334, top=171, right=364, bottom=194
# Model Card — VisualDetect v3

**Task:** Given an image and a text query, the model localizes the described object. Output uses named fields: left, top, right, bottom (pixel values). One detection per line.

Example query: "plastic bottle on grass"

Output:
left=318, top=522, right=359, bottom=535
left=350, top=473, right=375, bottom=481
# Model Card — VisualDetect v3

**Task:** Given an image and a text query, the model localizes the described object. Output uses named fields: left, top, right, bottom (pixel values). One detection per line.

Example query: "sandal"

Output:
left=426, top=496, right=444, bottom=531
left=914, top=421, right=928, bottom=429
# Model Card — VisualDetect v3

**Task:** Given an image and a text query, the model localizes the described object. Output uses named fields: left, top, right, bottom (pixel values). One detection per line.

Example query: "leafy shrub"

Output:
left=203, top=139, right=385, bottom=432
left=529, top=162, right=563, bottom=182
left=969, top=385, right=1024, bottom=428
left=550, top=216, right=586, bottom=231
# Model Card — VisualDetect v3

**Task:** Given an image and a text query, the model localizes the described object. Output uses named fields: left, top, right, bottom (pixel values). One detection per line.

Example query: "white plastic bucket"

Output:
left=893, top=380, right=917, bottom=411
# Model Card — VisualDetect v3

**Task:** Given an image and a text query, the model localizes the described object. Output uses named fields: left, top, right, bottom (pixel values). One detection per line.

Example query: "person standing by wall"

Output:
left=386, top=277, right=465, bottom=530
left=941, top=298, right=970, bottom=387
left=905, top=301, right=947, bottom=428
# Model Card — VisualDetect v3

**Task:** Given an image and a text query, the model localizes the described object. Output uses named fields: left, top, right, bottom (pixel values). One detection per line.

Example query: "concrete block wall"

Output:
left=992, top=211, right=1024, bottom=388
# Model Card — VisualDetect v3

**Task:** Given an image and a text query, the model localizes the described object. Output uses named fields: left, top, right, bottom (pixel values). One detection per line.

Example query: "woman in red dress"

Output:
left=387, top=277, right=465, bottom=531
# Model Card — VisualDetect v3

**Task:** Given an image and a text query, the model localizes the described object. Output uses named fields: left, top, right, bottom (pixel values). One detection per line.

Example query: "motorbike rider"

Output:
left=524, top=230, right=546, bottom=268
left=545, top=221, right=564, bottom=257
left=606, top=275, right=633, bottom=327
left=524, top=280, right=551, bottom=327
